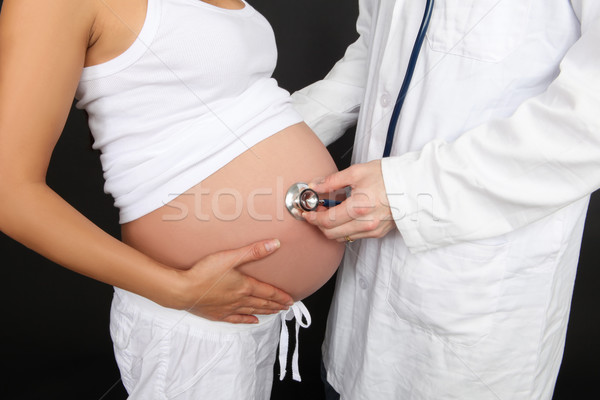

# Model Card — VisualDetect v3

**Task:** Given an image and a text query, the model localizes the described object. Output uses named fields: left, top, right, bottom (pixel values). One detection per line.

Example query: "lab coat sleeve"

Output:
left=381, top=3, right=600, bottom=252
left=291, top=0, right=372, bottom=146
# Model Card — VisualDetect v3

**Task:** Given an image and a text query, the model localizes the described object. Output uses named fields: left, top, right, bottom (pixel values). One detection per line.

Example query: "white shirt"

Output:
left=75, top=0, right=300, bottom=223
left=292, top=1, right=600, bottom=399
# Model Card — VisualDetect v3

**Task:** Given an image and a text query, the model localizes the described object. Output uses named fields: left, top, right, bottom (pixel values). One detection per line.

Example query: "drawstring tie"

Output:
left=278, top=301, right=311, bottom=381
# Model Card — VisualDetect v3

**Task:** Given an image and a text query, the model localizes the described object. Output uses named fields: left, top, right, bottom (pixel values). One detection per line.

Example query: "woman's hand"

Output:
left=171, top=239, right=294, bottom=324
left=303, top=160, right=396, bottom=242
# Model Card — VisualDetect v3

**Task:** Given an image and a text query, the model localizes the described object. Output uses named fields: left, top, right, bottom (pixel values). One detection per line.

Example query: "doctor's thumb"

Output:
left=308, top=168, right=354, bottom=194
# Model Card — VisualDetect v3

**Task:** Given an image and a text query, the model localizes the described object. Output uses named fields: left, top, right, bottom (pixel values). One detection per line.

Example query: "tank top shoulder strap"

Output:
left=80, top=0, right=162, bottom=81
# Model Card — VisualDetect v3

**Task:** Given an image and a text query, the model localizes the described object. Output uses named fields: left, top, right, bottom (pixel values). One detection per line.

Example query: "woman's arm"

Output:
left=0, top=0, right=292, bottom=324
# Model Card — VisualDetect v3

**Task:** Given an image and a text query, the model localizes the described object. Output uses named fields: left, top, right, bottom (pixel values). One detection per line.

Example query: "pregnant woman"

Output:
left=0, top=0, right=344, bottom=398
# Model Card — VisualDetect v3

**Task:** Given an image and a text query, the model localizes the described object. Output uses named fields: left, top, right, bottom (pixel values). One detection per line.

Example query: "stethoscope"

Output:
left=286, top=0, right=435, bottom=219
left=285, top=182, right=342, bottom=220
left=383, top=0, right=434, bottom=157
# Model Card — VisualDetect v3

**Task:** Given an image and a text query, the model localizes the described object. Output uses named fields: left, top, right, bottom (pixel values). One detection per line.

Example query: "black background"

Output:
left=0, top=0, right=598, bottom=399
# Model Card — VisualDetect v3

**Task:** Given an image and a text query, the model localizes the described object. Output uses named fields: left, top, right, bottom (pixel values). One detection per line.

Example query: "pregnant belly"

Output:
left=121, top=122, right=345, bottom=300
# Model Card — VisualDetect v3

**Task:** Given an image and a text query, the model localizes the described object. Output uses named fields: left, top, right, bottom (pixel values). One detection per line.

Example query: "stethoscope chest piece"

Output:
left=285, top=182, right=318, bottom=220
left=286, top=182, right=343, bottom=220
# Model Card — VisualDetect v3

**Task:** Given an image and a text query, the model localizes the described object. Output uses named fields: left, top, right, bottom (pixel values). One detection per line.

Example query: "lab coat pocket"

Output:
left=426, top=0, right=532, bottom=62
left=387, top=239, right=508, bottom=347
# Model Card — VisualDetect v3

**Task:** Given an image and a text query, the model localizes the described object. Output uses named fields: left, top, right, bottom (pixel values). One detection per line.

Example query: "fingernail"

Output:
left=265, top=239, right=280, bottom=252
left=287, top=300, right=294, bottom=306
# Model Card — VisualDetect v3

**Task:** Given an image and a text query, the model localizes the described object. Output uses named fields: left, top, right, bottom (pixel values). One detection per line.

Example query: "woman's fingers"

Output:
left=182, top=239, right=294, bottom=322
left=211, top=238, right=294, bottom=306
left=222, top=314, right=259, bottom=324
left=238, top=300, right=286, bottom=316
left=224, top=297, right=292, bottom=324
left=224, top=240, right=294, bottom=308
left=219, top=296, right=290, bottom=324
left=222, top=240, right=294, bottom=308
left=217, top=238, right=281, bottom=269
left=244, top=276, right=295, bottom=308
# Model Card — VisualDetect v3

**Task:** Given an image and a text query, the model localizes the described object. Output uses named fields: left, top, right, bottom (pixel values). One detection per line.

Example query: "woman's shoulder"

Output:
left=0, top=0, right=98, bottom=48
left=86, top=0, right=149, bottom=67
left=0, top=0, right=148, bottom=68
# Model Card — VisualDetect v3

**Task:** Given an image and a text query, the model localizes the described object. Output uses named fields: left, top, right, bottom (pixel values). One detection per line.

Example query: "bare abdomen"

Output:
left=121, top=122, right=344, bottom=300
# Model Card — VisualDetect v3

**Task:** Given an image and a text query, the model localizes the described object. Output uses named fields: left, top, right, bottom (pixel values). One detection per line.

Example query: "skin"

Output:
left=123, top=123, right=344, bottom=301
left=0, top=0, right=331, bottom=324
left=303, top=160, right=396, bottom=242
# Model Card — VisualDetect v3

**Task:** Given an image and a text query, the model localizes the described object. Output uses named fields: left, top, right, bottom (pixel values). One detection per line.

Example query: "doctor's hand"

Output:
left=303, top=160, right=396, bottom=243
left=170, top=239, right=293, bottom=324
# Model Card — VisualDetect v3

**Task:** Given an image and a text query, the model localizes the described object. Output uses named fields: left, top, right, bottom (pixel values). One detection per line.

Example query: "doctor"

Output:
left=292, top=0, right=600, bottom=399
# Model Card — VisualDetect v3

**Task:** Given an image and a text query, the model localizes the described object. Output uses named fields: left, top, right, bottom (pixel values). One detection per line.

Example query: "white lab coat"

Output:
left=292, top=0, right=600, bottom=399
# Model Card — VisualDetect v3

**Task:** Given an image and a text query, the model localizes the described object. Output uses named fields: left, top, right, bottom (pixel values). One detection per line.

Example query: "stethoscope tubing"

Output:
left=382, top=0, right=435, bottom=157
left=318, top=199, right=341, bottom=208
left=298, top=188, right=341, bottom=212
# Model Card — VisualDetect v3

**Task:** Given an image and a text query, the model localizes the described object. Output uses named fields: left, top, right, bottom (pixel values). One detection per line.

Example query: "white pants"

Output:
left=110, top=288, right=283, bottom=400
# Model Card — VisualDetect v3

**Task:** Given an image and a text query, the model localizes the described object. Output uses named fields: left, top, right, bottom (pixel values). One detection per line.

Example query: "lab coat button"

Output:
left=359, top=278, right=368, bottom=290
left=380, top=93, right=392, bottom=107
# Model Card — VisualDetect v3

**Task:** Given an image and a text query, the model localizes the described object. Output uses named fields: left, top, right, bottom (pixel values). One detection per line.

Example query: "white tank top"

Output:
left=75, top=0, right=302, bottom=223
